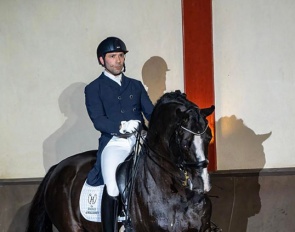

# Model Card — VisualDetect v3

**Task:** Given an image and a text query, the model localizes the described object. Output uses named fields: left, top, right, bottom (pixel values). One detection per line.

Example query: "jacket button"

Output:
left=133, top=108, right=136, bottom=112
left=121, top=110, right=125, bottom=113
left=118, top=96, right=122, bottom=100
left=129, top=95, right=133, bottom=99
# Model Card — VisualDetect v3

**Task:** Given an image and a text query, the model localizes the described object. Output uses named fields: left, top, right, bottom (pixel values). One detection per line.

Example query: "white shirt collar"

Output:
left=104, top=71, right=122, bottom=86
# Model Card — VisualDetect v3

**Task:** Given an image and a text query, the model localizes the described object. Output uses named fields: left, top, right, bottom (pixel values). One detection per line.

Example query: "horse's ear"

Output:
left=200, top=105, right=215, bottom=117
left=257, top=131, right=272, bottom=143
left=176, top=108, right=189, bottom=121
left=175, top=90, right=187, bottom=98
left=176, top=108, right=184, bottom=117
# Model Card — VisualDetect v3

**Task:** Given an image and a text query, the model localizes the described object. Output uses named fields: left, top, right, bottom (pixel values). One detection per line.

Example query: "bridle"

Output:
left=181, top=123, right=209, bottom=136
left=143, top=116, right=210, bottom=190
left=179, top=109, right=210, bottom=170
left=180, top=104, right=209, bottom=136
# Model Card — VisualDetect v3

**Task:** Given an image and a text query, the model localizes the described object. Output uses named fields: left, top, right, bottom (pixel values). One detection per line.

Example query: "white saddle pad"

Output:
left=79, top=181, right=104, bottom=222
left=79, top=181, right=125, bottom=222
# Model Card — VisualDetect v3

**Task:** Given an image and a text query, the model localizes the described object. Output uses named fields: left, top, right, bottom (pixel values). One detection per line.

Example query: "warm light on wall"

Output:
left=182, top=0, right=216, bottom=171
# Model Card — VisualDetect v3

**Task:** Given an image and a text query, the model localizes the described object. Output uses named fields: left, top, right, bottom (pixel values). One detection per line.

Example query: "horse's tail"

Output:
left=26, top=164, right=57, bottom=232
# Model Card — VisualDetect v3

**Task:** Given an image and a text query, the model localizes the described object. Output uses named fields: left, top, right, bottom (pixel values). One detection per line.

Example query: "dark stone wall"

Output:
left=209, top=168, right=295, bottom=232
left=0, top=179, right=39, bottom=232
left=1, top=168, right=295, bottom=232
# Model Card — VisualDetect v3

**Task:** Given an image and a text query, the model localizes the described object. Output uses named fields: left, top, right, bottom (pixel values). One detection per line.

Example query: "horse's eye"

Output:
left=181, top=139, right=191, bottom=150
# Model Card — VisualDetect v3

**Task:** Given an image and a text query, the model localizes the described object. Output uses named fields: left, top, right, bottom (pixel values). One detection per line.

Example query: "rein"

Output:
left=144, top=127, right=208, bottom=191
left=120, top=128, right=145, bottom=228
left=132, top=105, right=210, bottom=192
left=145, top=144, right=191, bottom=188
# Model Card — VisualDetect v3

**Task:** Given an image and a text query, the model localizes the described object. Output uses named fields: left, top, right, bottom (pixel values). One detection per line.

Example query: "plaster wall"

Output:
left=212, top=0, right=295, bottom=170
left=1, top=0, right=295, bottom=178
left=0, top=0, right=184, bottom=178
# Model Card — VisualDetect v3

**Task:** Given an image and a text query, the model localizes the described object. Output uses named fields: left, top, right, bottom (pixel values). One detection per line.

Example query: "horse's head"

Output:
left=147, top=90, right=215, bottom=192
left=176, top=103, right=215, bottom=192
left=176, top=105, right=214, bottom=152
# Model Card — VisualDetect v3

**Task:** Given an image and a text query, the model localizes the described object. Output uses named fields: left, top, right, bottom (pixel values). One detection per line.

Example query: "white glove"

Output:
left=120, top=120, right=140, bottom=134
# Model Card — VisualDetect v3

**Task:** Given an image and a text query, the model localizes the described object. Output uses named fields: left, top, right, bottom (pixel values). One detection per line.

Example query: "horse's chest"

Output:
left=132, top=168, right=204, bottom=231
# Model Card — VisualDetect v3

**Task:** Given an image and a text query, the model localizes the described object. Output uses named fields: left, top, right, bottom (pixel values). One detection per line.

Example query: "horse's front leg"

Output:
left=198, top=195, right=212, bottom=232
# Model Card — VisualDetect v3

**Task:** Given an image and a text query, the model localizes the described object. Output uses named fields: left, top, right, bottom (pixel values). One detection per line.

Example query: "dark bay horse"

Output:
left=27, top=90, right=216, bottom=232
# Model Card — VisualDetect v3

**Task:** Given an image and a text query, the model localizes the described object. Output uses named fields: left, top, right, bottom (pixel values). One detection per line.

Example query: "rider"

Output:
left=85, top=37, right=154, bottom=231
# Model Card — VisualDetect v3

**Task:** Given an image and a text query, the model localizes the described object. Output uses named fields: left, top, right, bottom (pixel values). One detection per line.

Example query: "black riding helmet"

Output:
left=97, top=37, right=128, bottom=72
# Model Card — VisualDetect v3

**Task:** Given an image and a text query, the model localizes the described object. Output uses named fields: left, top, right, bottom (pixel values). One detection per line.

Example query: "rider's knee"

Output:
left=106, top=183, right=119, bottom=197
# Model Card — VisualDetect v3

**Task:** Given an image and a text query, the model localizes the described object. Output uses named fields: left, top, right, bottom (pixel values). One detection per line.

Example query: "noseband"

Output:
left=179, top=120, right=209, bottom=167
left=145, top=104, right=210, bottom=190
left=181, top=123, right=209, bottom=136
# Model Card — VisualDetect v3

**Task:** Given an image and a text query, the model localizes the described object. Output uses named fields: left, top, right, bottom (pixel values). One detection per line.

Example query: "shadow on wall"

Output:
left=7, top=203, right=30, bottom=232
left=43, top=82, right=99, bottom=172
left=216, top=115, right=270, bottom=170
left=43, top=56, right=170, bottom=172
left=210, top=115, right=271, bottom=232
left=7, top=202, right=58, bottom=232
left=142, top=56, right=168, bottom=104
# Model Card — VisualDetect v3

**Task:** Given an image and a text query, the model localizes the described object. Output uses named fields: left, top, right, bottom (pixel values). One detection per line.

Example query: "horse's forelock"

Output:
left=149, top=91, right=203, bottom=138
left=155, top=90, right=188, bottom=107
left=151, top=92, right=200, bottom=130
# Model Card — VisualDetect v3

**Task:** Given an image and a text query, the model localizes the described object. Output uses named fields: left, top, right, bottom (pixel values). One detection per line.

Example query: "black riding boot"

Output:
left=101, top=186, right=119, bottom=232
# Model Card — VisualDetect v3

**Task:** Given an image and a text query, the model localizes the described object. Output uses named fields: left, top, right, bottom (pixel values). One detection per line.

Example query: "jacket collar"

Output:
left=100, top=72, right=131, bottom=93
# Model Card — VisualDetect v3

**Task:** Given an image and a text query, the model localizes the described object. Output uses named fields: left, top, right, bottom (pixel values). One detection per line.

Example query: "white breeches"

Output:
left=101, top=135, right=136, bottom=197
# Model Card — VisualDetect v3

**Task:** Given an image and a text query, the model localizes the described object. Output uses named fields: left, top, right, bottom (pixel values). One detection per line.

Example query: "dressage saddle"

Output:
left=116, top=153, right=135, bottom=206
left=115, top=152, right=138, bottom=231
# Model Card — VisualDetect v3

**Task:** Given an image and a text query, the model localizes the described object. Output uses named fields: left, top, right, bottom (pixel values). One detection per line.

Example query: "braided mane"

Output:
left=154, top=90, right=197, bottom=110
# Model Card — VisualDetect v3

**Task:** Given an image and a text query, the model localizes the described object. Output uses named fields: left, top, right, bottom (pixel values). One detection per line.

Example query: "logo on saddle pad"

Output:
left=79, top=182, right=104, bottom=222
left=85, top=194, right=99, bottom=215
left=88, top=194, right=97, bottom=205
left=79, top=181, right=124, bottom=222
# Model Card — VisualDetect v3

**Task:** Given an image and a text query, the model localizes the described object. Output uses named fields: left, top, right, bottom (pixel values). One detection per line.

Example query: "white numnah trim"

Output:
left=79, top=182, right=104, bottom=222
left=79, top=181, right=125, bottom=222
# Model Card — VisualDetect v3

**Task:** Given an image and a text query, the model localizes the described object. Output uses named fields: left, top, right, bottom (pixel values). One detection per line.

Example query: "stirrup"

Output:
left=211, top=220, right=222, bottom=232
left=123, top=219, right=133, bottom=232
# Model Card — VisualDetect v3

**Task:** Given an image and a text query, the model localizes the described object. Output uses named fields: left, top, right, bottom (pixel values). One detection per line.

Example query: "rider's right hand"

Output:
left=119, top=120, right=140, bottom=134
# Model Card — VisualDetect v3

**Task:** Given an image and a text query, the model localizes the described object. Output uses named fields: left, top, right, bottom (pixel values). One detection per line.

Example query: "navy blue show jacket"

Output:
left=85, top=72, right=154, bottom=185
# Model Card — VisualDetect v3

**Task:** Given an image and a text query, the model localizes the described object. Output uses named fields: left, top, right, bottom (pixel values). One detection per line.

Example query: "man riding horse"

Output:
left=84, top=36, right=154, bottom=231
left=26, top=38, right=221, bottom=232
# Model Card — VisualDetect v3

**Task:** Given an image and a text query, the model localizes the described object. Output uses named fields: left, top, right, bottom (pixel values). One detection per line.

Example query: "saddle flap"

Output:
left=116, top=154, right=134, bottom=204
